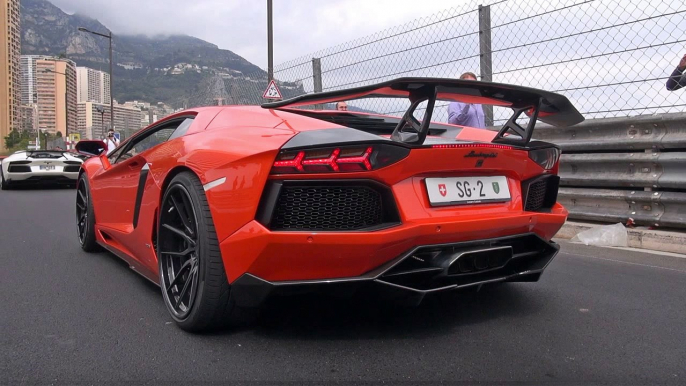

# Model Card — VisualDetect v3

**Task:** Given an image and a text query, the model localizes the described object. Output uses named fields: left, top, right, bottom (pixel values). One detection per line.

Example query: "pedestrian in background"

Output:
left=666, top=53, right=686, bottom=91
left=447, top=72, right=485, bottom=128
left=336, top=101, right=348, bottom=111
left=104, top=129, right=119, bottom=155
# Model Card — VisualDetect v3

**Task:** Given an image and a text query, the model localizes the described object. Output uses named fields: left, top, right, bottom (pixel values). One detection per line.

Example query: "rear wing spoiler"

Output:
left=261, top=77, right=584, bottom=146
left=26, top=150, right=67, bottom=157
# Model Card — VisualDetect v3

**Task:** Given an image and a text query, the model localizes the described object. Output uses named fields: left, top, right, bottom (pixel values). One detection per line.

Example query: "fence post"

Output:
left=478, top=5, right=494, bottom=127
left=312, top=57, right=323, bottom=110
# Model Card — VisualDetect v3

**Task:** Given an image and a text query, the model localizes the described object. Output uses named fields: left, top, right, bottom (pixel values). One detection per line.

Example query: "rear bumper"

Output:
left=5, top=173, right=78, bottom=184
left=230, top=233, right=559, bottom=308
left=219, top=205, right=567, bottom=283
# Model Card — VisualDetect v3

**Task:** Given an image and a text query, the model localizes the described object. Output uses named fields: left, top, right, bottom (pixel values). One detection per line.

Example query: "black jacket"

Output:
left=666, top=67, right=686, bottom=91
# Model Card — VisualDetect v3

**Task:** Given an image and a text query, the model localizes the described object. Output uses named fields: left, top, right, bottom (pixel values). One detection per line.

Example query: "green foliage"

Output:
left=3, top=130, right=33, bottom=153
left=4, top=130, right=30, bottom=149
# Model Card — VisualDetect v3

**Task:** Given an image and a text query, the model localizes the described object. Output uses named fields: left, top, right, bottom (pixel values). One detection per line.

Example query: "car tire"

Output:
left=158, top=171, right=256, bottom=332
left=0, top=169, right=11, bottom=190
left=76, top=173, right=101, bottom=252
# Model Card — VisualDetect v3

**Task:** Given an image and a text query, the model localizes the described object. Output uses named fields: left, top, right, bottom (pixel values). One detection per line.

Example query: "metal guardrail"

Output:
left=536, top=112, right=686, bottom=152
left=558, top=188, right=686, bottom=229
left=559, top=153, right=686, bottom=190
left=545, top=112, right=686, bottom=229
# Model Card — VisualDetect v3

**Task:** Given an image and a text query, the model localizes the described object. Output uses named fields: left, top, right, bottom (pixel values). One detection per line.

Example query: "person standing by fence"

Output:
left=666, top=54, right=686, bottom=91
left=447, top=72, right=486, bottom=128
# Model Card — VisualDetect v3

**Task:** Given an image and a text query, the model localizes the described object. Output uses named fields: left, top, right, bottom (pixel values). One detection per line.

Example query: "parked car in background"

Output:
left=0, top=150, right=84, bottom=190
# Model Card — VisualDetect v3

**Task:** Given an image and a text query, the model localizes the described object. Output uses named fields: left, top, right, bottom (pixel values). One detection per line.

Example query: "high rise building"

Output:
left=1, top=0, right=21, bottom=148
left=35, top=58, right=77, bottom=137
left=19, top=104, right=38, bottom=131
left=76, top=67, right=111, bottom=104
left=20, top=55, right=53, bottom=105
left=78, top=101, right=142, bottom=141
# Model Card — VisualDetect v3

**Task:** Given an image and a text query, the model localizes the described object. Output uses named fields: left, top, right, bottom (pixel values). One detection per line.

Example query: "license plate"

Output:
left=39, top=165, right=55, bottom=171
left=425, top=176, right=510, bottom=206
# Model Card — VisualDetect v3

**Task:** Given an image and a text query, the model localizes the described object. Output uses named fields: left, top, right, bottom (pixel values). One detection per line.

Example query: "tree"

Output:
left=3, top=130, right=21, bottom=149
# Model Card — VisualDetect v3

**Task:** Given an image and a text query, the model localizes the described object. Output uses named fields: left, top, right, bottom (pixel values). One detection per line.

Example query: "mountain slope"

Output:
left=20, top=0, right=303, bottom=108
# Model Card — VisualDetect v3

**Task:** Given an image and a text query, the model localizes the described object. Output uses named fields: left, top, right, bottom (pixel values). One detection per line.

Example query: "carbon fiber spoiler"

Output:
left=261, top=77, right=584, bottom=146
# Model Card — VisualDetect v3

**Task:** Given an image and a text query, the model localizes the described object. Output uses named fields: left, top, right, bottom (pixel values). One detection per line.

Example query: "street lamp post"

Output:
left=78, top=27, right=113, bottom=132
left=43, top=68, right=69, bottom=139
left=95, top=105, right=105, bottom=139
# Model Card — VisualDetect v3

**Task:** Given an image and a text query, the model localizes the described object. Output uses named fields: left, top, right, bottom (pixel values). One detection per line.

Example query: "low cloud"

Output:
left=49, top=0, right=458, bottom=68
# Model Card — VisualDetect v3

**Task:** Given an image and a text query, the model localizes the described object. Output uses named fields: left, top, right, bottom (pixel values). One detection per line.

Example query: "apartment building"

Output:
left=1, top=0, right=21, bottom=147
left=76, top=67, right=111, bottom=104
left=35, top=58, right=77, bottom=137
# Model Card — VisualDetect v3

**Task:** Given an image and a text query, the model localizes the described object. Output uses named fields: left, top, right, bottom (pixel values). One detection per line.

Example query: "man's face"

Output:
left=337, top=102, right=348, bottom=111
left=108, top=131, right=114, bottom=138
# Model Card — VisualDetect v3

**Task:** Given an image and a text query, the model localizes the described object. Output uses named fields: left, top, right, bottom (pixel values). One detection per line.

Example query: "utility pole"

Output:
left=267, top=0, right=273, bottom=82
left=109, top=31, right=113, bottom=131
left=78, top=27, right=114, bottom=131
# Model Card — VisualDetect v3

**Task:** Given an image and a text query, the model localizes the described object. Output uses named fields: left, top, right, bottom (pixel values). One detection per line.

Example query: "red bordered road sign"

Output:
left=262, top=80, right=283, bottom=99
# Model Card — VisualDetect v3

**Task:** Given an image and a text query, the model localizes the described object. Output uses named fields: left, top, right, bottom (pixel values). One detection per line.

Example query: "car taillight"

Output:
left=528, top=147, right=560, bottom=170
left=431, top=143, right=514, bottom=150
left=271, top=144, right=409, bottom=174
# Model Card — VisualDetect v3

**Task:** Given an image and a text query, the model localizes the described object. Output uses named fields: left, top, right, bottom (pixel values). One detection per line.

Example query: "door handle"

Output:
left=129, top=161, right=140, bottom=168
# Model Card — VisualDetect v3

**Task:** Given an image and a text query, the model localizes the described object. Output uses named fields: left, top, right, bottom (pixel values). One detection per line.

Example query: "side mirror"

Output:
left=75, top=140, right=107, bottom=158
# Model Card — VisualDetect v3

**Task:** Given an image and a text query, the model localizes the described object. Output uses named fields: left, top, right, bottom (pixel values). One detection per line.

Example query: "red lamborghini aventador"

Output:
left=74, top=77, right=583, bottom=332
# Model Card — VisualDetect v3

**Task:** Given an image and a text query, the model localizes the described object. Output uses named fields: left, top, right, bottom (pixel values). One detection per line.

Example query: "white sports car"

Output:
left=0, top=150, right=83, bottom=190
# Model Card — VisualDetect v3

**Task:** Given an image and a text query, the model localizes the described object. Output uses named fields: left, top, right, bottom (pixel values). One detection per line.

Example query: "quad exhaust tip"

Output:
left=446, top=246, right=513, bottom=275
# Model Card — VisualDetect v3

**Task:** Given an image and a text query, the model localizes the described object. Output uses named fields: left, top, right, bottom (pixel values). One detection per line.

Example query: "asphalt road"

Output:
left=1, top=187, right=685, bottom=385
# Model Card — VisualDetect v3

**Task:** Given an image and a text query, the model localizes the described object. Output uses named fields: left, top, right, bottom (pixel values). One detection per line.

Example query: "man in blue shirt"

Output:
left=666, top=54, right=686, bottom=91
left=447, top=72, right=485, bottom=128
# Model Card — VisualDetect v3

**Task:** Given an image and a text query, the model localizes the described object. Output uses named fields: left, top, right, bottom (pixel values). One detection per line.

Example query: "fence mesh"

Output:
left=180, top=0, right=686, bottom=126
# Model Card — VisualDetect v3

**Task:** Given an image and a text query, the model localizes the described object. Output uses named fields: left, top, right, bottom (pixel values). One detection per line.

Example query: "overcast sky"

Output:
left=49, top=0, right=458, bottom=69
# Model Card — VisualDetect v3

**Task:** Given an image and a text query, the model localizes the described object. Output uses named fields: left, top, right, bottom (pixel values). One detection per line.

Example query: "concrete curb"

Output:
left=554, top=220, right=686, bottom=255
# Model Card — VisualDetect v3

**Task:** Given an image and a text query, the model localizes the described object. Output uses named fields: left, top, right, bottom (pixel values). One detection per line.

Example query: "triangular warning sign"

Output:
left=262, top=80, right=282, bottom=99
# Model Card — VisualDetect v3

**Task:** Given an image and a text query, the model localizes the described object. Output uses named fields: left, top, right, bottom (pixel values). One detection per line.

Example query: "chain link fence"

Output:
left=178, top=0, right=686, bottom=127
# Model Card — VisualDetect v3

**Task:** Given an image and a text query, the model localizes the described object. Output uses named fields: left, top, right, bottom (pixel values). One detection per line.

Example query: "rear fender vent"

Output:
left=257, top=180, right=401, bottom=232
left=521, top=175, right=559, bottom=212
left=63, top=166, right=81, bottom=173
left=8, top=165, right=31, bottom=173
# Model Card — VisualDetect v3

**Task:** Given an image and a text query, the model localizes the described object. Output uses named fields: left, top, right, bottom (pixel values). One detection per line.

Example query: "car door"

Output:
left=92, top=118, right=192, bottom=230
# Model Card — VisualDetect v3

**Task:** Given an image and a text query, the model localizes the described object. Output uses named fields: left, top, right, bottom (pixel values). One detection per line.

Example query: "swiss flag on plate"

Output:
left=438, top=184, right=447, bottom=197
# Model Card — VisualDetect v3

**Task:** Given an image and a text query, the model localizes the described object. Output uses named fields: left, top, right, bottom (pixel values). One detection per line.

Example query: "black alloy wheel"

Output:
left=76, top=182, right=88, bottom=244
left=0, top=169, right=11, bottom=190
left=158, top=183, right=201, bottom=319
left=157, top=172, right=257, bottom=332
left=75, top=174, right=100, bottom=252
